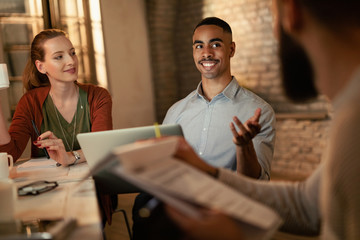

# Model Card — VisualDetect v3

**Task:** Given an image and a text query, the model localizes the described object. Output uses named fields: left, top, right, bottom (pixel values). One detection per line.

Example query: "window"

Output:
left=0, top=0, right=106, bottom=120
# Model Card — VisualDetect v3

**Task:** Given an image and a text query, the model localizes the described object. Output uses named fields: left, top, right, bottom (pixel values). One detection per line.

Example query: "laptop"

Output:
left=77, top=124, right=183, bottom=193
left=77, top=124, right=183, bottom=169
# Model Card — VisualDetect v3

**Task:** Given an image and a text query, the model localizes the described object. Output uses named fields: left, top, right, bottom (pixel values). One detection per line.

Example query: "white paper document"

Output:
left=16, top=158, right=58, bottom=170
left=96, top=137, right=282, bottom=239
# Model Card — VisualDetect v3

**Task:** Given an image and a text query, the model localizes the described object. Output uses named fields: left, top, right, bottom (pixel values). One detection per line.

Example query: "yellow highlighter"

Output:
left=154, top=122, right=161, bottom=138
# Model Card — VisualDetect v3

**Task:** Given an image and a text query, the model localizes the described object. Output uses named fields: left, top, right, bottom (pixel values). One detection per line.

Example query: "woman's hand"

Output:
left=33, top=131, right=73, bottom=166
left=230, top=108, right=261, bottom=146
left=165, top=205, right=243, bottom=240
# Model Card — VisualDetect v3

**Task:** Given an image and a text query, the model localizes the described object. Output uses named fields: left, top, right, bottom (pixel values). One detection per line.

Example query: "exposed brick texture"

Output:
left=273, top=117, right=330, bottom=180
left=146, top=0, right=331, bottom=179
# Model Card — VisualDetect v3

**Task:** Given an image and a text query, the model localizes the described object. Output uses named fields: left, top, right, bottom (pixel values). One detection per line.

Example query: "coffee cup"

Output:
left=0, top=63, right=10, bottom=90
left=0, top=152, right=13, bottom=179
left=0, top=178, right=16, bottom=222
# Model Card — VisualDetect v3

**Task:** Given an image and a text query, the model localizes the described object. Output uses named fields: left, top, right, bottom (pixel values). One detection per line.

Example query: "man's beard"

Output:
left=279, top=27, right=318, bottom=102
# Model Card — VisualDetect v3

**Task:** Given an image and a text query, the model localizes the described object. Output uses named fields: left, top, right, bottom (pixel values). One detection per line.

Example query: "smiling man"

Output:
left=164, top=0, right=360, bottom=239
left=132, top=17, right=276, bottom=240
left=163, top=17, right=276, bottom=179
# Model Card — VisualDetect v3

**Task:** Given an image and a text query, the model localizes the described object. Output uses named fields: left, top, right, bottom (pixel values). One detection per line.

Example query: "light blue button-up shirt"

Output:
left=163, top=77, right=276, bottom=179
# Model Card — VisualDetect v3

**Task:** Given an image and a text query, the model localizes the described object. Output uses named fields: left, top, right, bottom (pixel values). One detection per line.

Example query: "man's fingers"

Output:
left=230, top=123, right=251, bottom=146
left=230, top=116, right=261, bottom=146
left=252, top=108, right=261, bottom=122
left=232, top=116, right=248, bottom=133
left=229, top=122, right=238, bottom=137
left=232, top=117, right=252, bottom=141
left=247, top=123, right=261, bottom=136
left=248, top=108, right=261, bottom=122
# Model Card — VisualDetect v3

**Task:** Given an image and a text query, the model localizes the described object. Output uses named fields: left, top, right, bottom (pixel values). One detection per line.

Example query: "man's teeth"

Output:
left=202, top=62, right=215, bottom=67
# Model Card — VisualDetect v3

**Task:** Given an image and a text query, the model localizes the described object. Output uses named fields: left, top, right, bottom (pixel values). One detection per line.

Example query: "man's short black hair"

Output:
left=193, top=17, right=232, bottom=34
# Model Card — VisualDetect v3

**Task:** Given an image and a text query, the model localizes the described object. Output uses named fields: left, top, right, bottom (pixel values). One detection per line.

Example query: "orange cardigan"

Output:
left=0, top=83, right=113, bottom=161
left=1, top=83, right=116, bottom=224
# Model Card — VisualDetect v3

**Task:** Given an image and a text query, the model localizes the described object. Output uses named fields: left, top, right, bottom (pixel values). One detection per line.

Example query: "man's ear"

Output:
left=279, top=0, right=303, bottom=33
left=229, top=42, right=236, bottom=58
left=35, top=60, right=46, bottom=74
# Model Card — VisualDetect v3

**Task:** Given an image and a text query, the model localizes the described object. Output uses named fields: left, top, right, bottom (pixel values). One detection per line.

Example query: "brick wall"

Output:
left=146, top=0, right=331, bottom=180
left=145, top=0, right=179, bottom=120
left=273, top=116, right=330, bottom=180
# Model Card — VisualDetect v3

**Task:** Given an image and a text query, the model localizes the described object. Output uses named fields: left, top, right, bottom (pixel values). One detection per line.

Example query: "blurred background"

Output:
left=0, top=0, right=330, bottom=185
left=0, top=1, right=328, bottom=239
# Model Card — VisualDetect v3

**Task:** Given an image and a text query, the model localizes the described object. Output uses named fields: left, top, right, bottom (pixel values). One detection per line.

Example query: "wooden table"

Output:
left=10, top=158, right=103, bottom=240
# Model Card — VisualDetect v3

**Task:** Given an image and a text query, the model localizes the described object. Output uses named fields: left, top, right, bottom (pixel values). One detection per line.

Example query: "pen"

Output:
left=154, top=122, right=161, bottom=138
left=31, top=120, right=50, bottom=159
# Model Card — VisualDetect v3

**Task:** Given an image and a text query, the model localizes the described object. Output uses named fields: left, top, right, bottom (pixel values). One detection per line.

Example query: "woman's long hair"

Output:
left=23, top=29, right=68, bottom=91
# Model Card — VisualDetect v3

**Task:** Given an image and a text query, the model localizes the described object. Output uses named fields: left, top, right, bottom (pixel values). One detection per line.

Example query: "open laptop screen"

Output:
left=77, top=124, right=183, bottom=194
left=77, top=124, right=183, bottom=169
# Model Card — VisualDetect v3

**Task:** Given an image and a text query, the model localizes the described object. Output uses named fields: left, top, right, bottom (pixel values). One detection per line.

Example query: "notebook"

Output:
left=77, top=124, right=183, bottom=194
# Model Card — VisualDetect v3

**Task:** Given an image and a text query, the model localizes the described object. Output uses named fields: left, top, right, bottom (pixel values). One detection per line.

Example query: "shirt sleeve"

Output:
left=162, top=103, right=178, bottom=124
left=254, top=105, right=276, bottom=180
left=321, top=107, right=360, bottom=239
left=218, top=166, right=322, bottom=235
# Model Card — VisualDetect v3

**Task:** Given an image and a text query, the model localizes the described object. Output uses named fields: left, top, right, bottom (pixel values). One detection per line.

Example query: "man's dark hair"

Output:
left=300, top=0, right=360, bottom=30
left=193, top=17, right=232, bottom=34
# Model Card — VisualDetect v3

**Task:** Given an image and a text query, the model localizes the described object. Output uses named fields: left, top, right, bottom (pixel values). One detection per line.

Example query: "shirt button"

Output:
left=203, top=128, right=206, bottom=131
left=199, top=152, right=203, bottom=155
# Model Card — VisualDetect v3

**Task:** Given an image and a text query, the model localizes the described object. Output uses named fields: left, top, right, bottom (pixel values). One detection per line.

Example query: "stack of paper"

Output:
left=92, top=137, right=283, bottom=240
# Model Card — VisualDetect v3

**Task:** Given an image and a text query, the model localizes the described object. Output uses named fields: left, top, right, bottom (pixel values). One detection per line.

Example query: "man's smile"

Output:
left=199, top=59, right=219, bottom=70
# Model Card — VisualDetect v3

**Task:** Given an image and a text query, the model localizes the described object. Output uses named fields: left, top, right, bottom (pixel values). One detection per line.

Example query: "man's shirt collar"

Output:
left=195, top=76, right=239, bottom=102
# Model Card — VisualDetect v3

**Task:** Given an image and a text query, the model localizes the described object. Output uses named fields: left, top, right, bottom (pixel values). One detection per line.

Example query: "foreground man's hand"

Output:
left=174, top=136, right=219, bottom=178
left=165, top=205, right=243, bottom=240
